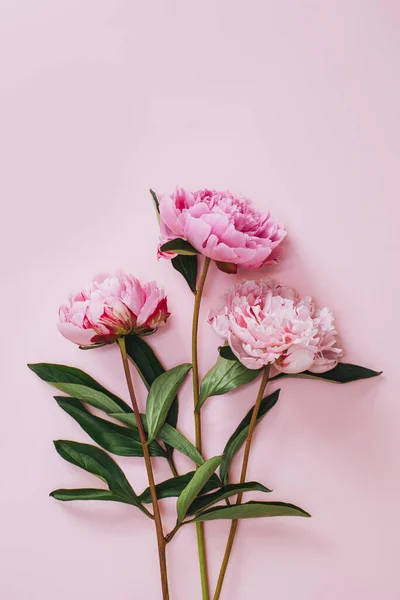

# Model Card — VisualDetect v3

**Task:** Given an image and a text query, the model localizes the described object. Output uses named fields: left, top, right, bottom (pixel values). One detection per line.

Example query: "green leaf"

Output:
left=219, top=345, right=238, bottom=361
left=160, top=238, right=199, bottom=255
left=139, top=471, right=221, bottom=504
left=177, top=455, right=222, bottom=523
left=172, top=254, right=198, bottom=293
left=125, top=335, right=165, bottom=390
left=54, top=384, right=126, bottom=413
left=111, top=412, right=203, bottom=465
left=111, top=412, right=148, bottom=428
left=156, top=422, right=204, bottom=465
left=189, top=501, right=311, bottom=522
left=198, top=357, right=262, bottom=409
left=28, top=363, right=132, bottom=413
left=50, top=488, right=134, bottom=504
left=125, top=335, right=179, bottom=456
left=53, top=440, right=139, bottom=505
left=187, top=482, right=271, bottom=515
left=150, top=188, right=160, bottom=215
left=215, top=353, right=382, bottom=385
left=220, top=390, right=280, bottom=485
left=271, top=362, right=382, bottom=384
left=55, top=397, right=167, bottom=458
left=146, top=364, right=192, bottom=444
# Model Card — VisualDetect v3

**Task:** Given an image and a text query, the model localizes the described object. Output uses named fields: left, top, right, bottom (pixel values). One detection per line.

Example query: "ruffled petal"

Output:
left=181, top=213, right=212, bottom=251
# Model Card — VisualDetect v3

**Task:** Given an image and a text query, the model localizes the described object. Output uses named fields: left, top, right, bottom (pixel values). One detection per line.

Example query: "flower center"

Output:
left=198, top=191, right=265, bottom=235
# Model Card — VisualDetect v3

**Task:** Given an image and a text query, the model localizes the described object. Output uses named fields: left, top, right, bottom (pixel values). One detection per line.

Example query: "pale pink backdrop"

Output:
left=1, top=1, right=399, bottom=599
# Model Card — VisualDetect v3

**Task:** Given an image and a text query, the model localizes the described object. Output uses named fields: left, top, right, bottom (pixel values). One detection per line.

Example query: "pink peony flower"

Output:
left=58, top=273, right=169, bottom=346
left=209, top=279, right=343, bottom=373
left=158, top=187, right=286, bottom=270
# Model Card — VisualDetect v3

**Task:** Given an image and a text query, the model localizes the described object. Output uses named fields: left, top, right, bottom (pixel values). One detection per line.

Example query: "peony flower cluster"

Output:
left=209, top=279, right=343, bottom=373
left=57, top=273, right=169, bottom=346
left=158, top=187, right=286, bottom=270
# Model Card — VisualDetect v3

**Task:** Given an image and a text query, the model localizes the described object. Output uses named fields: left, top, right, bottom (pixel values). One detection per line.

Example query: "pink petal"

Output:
left=219, top=223, right=247, bottom=248
left=228, top=333, right=267, bottom=370
left=188, top=202, right=210, bottom=218
left=136, top=288, right=163, bottom=327
left=159, top=194, right=184, bottom=237
left=57, top=322, right=97, bottom=346
left=200, top=212, right=231, bottom=238
left=275, top=349, right=315, bottom=374
left=181, top=213, right=212, bottom=251
left=87, top=295, right=105, bottom=324
left=308, top=357, right=339, bottom=373
left=203, top=235, right=238, bottom=262
left=238, top=245, right=273, bottom=269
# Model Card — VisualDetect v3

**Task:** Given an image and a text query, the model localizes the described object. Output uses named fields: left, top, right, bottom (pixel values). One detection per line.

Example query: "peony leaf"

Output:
left=146, top=364, right=192, bottom=444
left=52, top=384, right=124, bottom=413
left=177, top=455, right=222, bottom=523
left=125, top=335, right=179, bottom=457
left=139, top=471, right=221, bottom=504
left=271, top=362, right=382, bottom=384
left=53, top=440, right=140, bottom=506
left=28, top=363, right=132, bottom=413
left=50, top=488, right=134, bottom=504
left=216, top=351, right=382, bottom=385
left=186, top=482, right=272, bottom=515
left=218, top=345, right=238, bottom=361
left=111, top=412, right=204, bottom=466
left=198, top=356, right=262, bottom=409
left=55, top=397, right=167, bottom=458
left=160, top=238, right=199, bottom=255
left=149, top=188, right=160, bottom=217
left=172, top=254, right=198, bottom=293
left=188, top=501, right=311, bottom=523
left=220, top=390, right=280, bottom=485
left=125, top=335, right=165, bottom=390
left=155, top=422, right=204, bottom=466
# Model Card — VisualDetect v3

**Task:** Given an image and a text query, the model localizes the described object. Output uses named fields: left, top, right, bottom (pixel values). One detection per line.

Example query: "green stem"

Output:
left=192, top=256, right=212, bottom=600
left=167, top=456, right=179, bottom=478
left=165, top=522, right=181, bottom=544
left=213, top=365, right=270, bottom=600
left=118, top=337, right=170, bottom=600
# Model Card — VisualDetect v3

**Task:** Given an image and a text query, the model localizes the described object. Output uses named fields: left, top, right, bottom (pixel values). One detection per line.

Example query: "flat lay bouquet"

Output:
left=29, top=188, right=381, bottom=599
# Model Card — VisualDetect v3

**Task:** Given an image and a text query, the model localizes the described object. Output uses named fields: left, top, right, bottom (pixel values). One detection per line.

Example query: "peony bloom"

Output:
left=209, top=279, right=343, bottom=373
left=58, top=273, right=169, bottom=346
left=158, top=187, right=286, bottom=270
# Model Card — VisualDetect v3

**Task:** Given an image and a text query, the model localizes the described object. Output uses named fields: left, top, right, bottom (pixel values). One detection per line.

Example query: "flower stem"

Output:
left=118, top=337, right=170, bottom=600
left=213, top=365, right=270, bottom=600
left=167, top=456, right=179, bottom=478
left=192, top=256, right=212, bottom=600
left=165, top=522, right=181, bottom=544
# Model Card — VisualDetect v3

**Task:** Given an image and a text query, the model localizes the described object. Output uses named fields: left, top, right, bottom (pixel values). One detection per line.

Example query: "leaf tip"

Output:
left=53, top=440, right=64, bottom=451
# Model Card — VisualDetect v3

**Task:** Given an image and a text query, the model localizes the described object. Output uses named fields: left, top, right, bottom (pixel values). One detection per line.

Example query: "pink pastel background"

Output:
left=1, top=1, right=399, bottom=599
